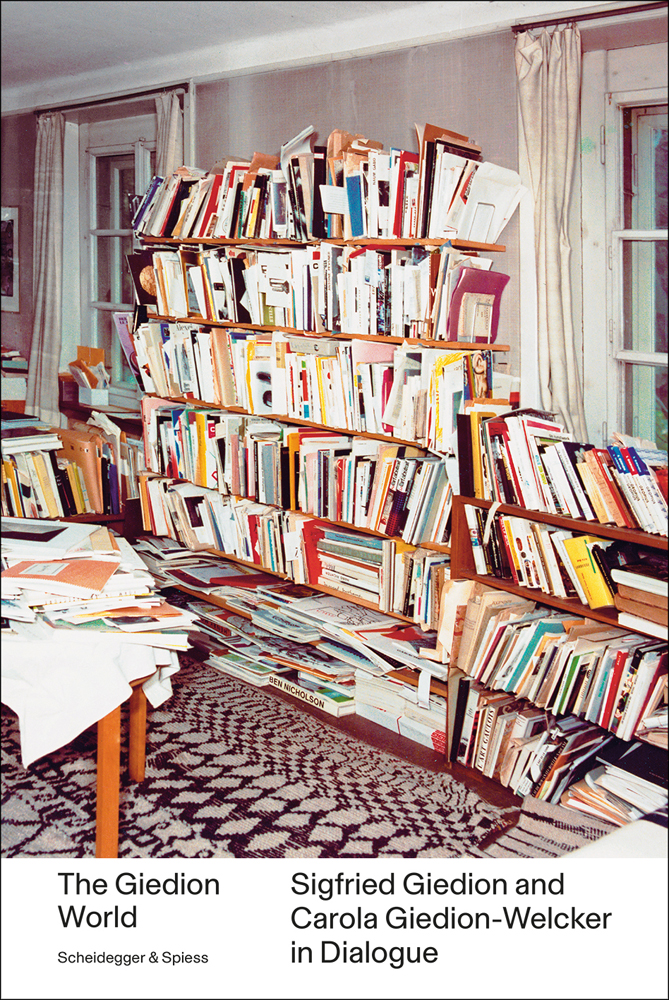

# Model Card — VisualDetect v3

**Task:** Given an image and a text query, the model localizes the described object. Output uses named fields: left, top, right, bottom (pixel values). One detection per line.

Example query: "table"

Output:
left=2, top=634, right=180, bottom=858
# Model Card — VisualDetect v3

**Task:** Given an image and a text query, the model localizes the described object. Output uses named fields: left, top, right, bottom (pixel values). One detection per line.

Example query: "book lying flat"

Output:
left=266, top=671, right=355, bottom=717
left=1, top=558, right=120, bottom=597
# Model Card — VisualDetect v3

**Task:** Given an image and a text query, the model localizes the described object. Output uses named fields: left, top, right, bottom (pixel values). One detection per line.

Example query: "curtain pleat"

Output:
left=155, top=92, right=183, bottom=177
left=516, top=27, right=588, bottom=440
left=26, top=112, right=65, bottom=426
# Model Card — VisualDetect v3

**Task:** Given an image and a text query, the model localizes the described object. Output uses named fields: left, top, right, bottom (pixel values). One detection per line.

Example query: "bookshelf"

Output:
left=133, top=122, right=669, bottom=805
left=131, top=208, right=514, bottom=627
left=446, top=493, right=667, bottom=800
left=450, top=495, right=668, bottom=633
left=123, top=129, right=522, bottom=773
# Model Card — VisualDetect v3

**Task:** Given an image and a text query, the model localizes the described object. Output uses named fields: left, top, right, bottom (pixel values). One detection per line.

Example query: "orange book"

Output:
left=2, top=557, right=120, bottom=597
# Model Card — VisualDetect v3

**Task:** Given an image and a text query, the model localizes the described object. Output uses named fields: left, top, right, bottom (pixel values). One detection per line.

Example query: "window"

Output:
left=60, top=104, right=158, bottom=406
left=615, top=104, right=667, bottom=448
left=88, top=141, right=154, bottom=387
left=580, top=45, right=667, bottom=450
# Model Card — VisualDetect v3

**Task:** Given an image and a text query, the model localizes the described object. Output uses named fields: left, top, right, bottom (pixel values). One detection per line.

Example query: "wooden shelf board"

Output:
left=140, top=235, right=506, bottom=253
left=145, top=315, right=510, bottom=351
left=452, top=495, right=669, bottom=551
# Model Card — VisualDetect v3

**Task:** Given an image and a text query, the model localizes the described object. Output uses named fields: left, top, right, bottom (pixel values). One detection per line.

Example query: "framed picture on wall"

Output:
left=1, top=207, right=19, bottom=312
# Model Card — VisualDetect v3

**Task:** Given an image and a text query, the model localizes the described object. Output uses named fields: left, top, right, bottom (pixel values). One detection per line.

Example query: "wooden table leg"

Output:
left=128, top=683, right=147, bottom=783
left=96, top=705, right=121, bottom=858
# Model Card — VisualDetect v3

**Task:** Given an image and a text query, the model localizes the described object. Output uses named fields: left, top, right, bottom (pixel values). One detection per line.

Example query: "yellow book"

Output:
left=286, top=431, right=300, bottom=511
left=64, top=460, right=85, bottom=513
left=194, top=410, right=207, bottom=487
left=3, top=458, right=23, bottom=517
left=470, top=409, right=497, bottom=499
left=31, top=451, right=63, bottom=518
left=561, top=534, right=615, bottom=609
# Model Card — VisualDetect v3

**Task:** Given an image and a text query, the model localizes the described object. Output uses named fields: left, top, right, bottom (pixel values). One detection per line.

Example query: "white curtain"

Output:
left=515, top=26, right=588, bottom=440
left=26, top=112, right=65, bottom=427
left=155, top=92, right=183, bottom=176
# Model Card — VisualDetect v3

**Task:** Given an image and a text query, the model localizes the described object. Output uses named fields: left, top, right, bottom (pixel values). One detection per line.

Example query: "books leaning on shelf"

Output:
left=462, top=409, right=668, bottom=536
left=445, top=581, right=668, bottom=744
left=132, top=122, right=524, bottom=247
left=133, top=241, right=511, bottom=345
left=457, top=500, right=667, bottom=624
left=560, top=739, right=668, bottom=826
left=1, top=407, right=144, bottom=520
left=134, top=331, right=498, bottom=458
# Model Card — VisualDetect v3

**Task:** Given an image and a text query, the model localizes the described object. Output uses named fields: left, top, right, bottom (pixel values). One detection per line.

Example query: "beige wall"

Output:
left=1, top=113, right=36, bottom=358
left=1, top=30, right=521, bottom=372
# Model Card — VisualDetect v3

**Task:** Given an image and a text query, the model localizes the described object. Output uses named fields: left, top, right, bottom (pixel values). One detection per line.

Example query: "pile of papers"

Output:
left=1, top=518, right=196, bottom=650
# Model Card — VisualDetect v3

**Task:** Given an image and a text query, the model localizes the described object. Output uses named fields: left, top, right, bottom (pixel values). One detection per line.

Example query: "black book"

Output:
left=596, top=737, right=668, bottom=792
left=48, top=450, right=77, bottom=517
left=229, top=257, right=252, bottom=324
left=457, top=412, right=475, bottom=498
left=229, top=182, right=245, bottom=240
left=162, top=179, right=197, bottom=238
left=100, top=454, right=111, bottom=515
left=311, top=146, right=327, bottom=239
left=125, top=251, right=158, bottom=309
left=450, top=675, right=472, bottom=762
left=290, top=155, right=308, bottom=241
left=419, top=139, right=437, bottom=238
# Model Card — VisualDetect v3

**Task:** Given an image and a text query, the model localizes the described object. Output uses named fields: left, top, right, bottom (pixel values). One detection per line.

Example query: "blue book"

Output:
left=345, top=172, right=365, bottom=238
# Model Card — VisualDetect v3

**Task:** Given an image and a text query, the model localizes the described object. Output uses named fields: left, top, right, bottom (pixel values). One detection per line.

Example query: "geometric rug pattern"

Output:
left=2, top=658, right=518, bottom=859
left=484, top=793, right=618, bottom=858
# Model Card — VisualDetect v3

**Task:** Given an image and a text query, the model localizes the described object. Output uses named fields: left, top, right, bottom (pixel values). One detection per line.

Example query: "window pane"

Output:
left=622, top=239, right=667, bottom=354
left=95, top=309, right=134, bottom=386
left=96, top=153, right=135, bottom=230
left=94, top=234, right=134, bottom=304
left=624, top=106, right=667, bottom=229
left=623, top=363, right=668, bottom=450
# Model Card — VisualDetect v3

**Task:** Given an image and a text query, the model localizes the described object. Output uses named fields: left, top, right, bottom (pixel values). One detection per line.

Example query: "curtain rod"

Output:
left=511, top=1, right=666, bottom=34
left=34, top=84, right=189, bottom=117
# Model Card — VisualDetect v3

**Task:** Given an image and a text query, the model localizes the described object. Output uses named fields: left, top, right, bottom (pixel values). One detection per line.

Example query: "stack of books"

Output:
left=440, top=581, right=668, bottom=742
left=1, top=349, right=28, bottom=411
left=1, top=411, right=73, bottom=519
left=354, top=668, right=448, bottom=752
left=611, top=559, right=668, bottom=640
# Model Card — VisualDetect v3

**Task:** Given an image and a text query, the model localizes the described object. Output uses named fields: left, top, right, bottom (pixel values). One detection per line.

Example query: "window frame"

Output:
left=61, top=106, right=158, bottom=410
left=86, top=140, right=153, bottom=394
left=580, top=52, right=667, bottom=447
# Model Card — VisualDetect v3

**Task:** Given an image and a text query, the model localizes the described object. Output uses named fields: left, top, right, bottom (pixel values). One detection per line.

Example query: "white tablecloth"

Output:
left=2, top=633, right=180, bottom=766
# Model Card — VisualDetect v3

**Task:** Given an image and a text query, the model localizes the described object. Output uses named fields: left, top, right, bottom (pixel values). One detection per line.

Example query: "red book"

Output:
left=195, top=174, right=224, bottom=238
left=590, top=448, right=636, bottom=528
left=245, top=514, right=261, bottom=564
left=296, top=518, right=327, bottom=584
left=599, top=646, right=635, bottom=730
left=392, top=151, right=419, bottom=237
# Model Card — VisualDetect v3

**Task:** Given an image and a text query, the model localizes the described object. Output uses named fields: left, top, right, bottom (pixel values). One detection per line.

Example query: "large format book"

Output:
left=1, top=557, right=120, bottom=598
left=266, top=671, right=355, bottom=717
left=560, top=534, right=615, bottom=610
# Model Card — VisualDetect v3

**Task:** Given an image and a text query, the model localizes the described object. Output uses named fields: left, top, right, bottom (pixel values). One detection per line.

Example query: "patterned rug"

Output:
left=2, top=657, right=517, bottom=859
left=484, top=795, right=618, bottom=858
